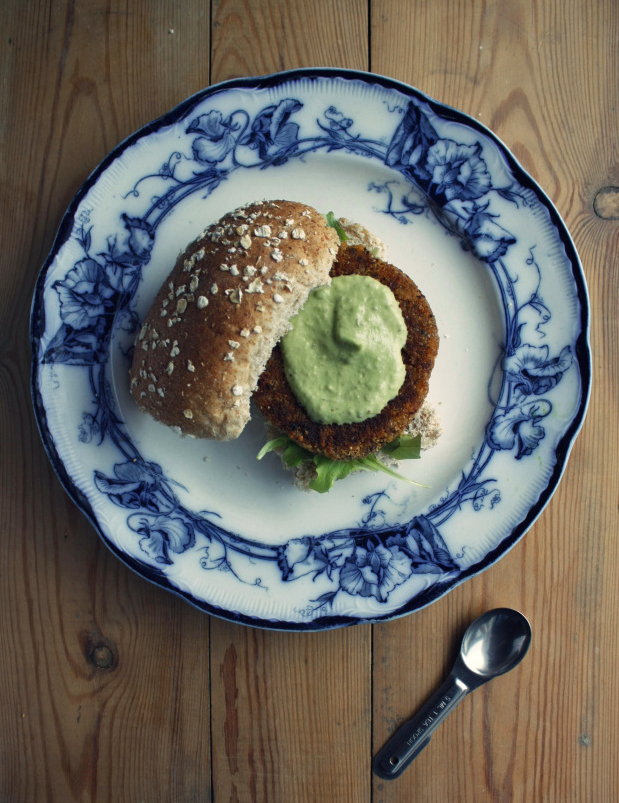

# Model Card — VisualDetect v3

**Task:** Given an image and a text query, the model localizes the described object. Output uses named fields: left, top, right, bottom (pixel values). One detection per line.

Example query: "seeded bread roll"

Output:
left=130, top=200, right=339, bottom=439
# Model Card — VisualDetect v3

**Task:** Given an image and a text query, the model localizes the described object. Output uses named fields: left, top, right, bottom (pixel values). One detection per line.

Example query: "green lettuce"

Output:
left=325, top=211, right=349, bottom=243
left=381, top=433, right=422, bottom=460
left=257, top=433, right=426, bottom=494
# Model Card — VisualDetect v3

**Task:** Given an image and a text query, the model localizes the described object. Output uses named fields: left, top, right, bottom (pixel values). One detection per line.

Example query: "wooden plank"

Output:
left=207, top=3, right=371, bottom=802
left=1, top=2, right=213, bottom=800
left=371, top=1, right=619, bottom=801
left=211, top=0, right=368, bottom=78
left=209, top=621, right=372, bottom=802
left=4, top=0, right=617, bottom=800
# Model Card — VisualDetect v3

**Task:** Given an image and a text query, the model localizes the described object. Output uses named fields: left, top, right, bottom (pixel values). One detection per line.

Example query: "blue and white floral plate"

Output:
left=31, top=69, right=590, bottom=630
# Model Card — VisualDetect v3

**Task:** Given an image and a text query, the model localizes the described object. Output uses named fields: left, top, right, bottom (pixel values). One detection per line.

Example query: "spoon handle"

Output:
left=373, top=673, right=469, bottom=780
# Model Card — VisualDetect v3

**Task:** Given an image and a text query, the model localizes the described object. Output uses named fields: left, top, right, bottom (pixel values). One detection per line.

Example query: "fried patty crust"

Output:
left=253, top=244, right=439, bottom=460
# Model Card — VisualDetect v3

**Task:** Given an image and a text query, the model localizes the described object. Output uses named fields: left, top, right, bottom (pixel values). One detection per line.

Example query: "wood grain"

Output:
left=372, top=1, right=619, bottom=801
left=209, top=621, right=371, bottom=803
left=208, top=4, right=371, bottom=803
left=2, top=2, right=214, bottom=801
left=1, top=0, right=617, bottom=800
left=211, top=0, right=368, bottom=78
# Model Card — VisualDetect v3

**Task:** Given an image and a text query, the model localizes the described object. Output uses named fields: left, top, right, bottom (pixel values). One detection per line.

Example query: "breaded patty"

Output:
left=253, top=244, right=439, bottom=460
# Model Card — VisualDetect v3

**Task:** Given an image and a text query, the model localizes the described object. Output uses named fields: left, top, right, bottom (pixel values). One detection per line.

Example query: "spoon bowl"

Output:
left=373, top=608, right=532, bottom=780
left=461, top=607, right=532, bottom=678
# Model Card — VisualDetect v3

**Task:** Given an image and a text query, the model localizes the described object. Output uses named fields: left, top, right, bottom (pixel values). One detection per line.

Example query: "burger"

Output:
left=129, top=200, right=440, bottom=492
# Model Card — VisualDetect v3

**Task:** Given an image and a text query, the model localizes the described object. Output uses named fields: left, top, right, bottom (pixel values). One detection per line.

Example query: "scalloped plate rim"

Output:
left=30, top=67, right=591, bottom=631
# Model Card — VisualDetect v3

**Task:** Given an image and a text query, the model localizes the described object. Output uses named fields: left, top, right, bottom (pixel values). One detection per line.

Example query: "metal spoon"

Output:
left=373, top=607, right=532, bottom=780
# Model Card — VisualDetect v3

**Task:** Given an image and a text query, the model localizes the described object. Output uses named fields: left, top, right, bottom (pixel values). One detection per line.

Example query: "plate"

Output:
left=31, top=69, right=590, bottom=630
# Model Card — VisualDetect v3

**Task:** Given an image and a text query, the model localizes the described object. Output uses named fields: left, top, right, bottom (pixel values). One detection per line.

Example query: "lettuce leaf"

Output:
left=325, top=211, right=349, bottom=243
left=257, top=433, right=427, bottom=493
left=381, top=433, right=422, bottom=460
left=257, top=437, right=313, bottom=466
left=310, top=454, right=360, bottom=493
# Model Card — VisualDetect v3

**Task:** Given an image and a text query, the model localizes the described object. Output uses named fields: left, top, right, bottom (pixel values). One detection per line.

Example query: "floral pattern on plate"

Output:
left=31, top=69, right=590, bottom=629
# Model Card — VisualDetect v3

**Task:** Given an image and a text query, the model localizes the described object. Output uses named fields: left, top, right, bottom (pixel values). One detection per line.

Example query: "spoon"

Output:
left=373, top=607, right=532, bottom=780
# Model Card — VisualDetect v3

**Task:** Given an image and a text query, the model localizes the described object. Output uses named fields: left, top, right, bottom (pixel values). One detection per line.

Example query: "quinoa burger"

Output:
left=129, top=199, right=440, bottom=491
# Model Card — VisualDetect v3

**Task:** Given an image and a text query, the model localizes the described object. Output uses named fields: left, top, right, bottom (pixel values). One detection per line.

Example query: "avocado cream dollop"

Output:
left=281, top=274, right=407, bottom=425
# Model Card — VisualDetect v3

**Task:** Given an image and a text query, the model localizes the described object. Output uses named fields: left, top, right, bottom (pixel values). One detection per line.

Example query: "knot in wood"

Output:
left=593, top=186, right=619, bottom=219
left=91, top=644, right=113, bottom=669
left=86, top=638, right=118, bottom=671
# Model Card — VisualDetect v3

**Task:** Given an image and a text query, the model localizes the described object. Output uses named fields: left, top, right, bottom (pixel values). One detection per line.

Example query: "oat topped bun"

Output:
left=130, top=200, right=339, bottom=440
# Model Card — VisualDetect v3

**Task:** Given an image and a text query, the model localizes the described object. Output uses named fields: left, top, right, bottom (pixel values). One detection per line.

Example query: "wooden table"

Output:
left=2, top=1, right=616, bottom=800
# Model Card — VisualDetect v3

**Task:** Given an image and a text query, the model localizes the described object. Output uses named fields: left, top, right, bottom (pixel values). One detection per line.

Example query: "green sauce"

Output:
left=281, top=275, right=407, bottom=424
